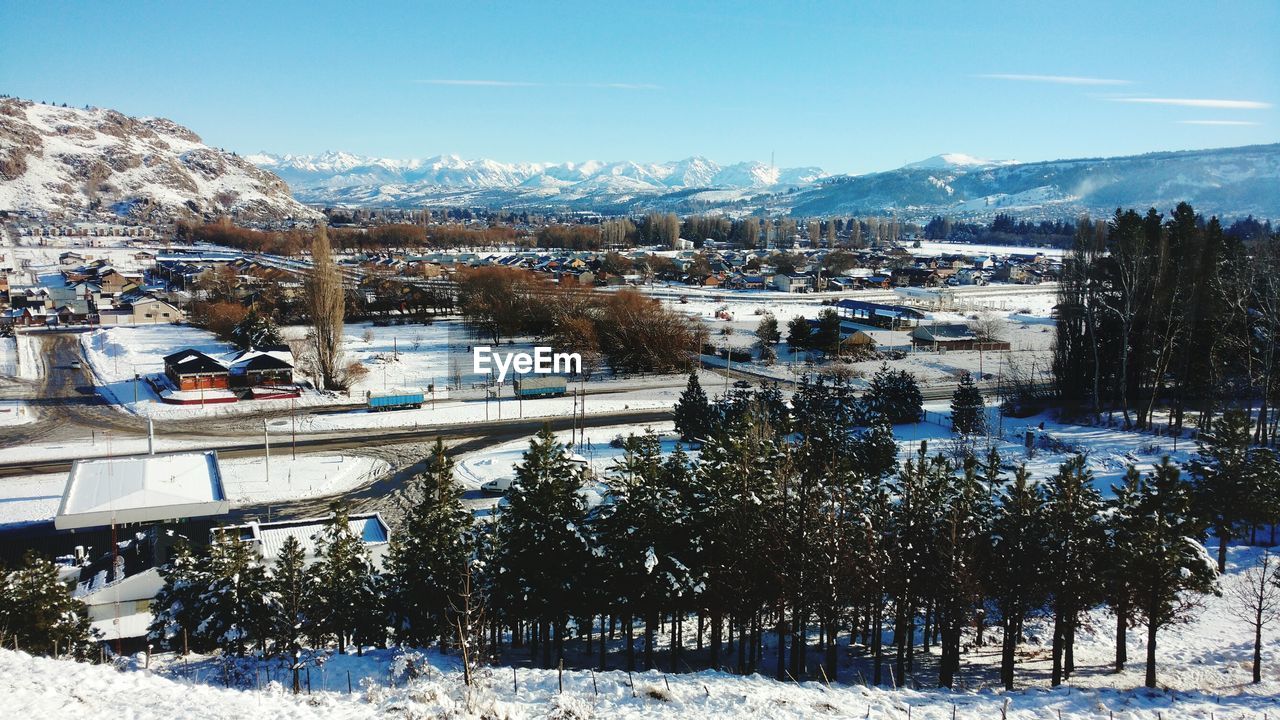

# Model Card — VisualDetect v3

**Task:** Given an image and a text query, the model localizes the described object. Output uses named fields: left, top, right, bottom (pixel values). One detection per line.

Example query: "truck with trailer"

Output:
left=513, top=375, right=568, bottom=398
left=366, top=389, right=425, bottom=411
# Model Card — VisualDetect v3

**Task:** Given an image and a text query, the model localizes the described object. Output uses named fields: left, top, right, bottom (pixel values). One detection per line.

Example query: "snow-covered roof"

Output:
left=54, top=451, right=229, bottom=530
left=217, top=512, right=390, bottom=564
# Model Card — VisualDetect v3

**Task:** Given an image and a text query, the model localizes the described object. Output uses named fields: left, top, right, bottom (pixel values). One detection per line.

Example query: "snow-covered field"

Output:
left=79, top=325, right=340, bottom=419
left=0, top=454, right=388, bottom=528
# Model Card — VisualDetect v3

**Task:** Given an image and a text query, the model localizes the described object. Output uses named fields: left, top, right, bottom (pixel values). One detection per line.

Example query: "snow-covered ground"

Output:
left=79, top=325, right=339, bottom=419
left=0, top=454, right=389, bottom=528
left=899, top=403, right=1193, bottom=495
left=6, top=544, right=1280, bottom=720
left=662, top=284, right=1058, bottom=386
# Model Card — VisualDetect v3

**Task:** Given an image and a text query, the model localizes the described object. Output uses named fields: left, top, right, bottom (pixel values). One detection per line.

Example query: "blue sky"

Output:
left=2, top=0, right=1276, bottom=174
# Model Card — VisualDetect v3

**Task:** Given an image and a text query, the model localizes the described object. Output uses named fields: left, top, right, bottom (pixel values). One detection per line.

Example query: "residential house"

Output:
left=163, top=349, right=230, bottom=391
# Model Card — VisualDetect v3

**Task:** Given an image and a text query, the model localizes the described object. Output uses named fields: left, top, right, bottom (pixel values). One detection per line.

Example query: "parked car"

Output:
left=481, top=476, right=515, bottom=495
left=69, top=360, right=82, bottom=370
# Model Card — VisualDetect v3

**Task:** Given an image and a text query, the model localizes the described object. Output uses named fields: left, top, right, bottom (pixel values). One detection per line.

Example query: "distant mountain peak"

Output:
left=250, top=151, right=829, bottom=207
left=903, top=153, right=1016, bottom=170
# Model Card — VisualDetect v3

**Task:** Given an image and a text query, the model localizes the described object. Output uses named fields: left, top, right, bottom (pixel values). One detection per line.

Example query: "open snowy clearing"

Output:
left=0, top=454, right=389, bottom=528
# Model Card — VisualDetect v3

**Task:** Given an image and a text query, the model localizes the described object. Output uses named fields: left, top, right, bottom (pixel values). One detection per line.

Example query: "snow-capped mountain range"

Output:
left=0, top=99, right=320, bottom=223
left=788, top=144, right=1280, bottom=221
left=252, top=145, right=1280, bottom=221
left=247, top=151, right=828, bottom=208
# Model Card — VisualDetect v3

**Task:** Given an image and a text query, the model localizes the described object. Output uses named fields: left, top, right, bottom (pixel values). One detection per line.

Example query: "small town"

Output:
left=1, top=2, right=1278, bottom=719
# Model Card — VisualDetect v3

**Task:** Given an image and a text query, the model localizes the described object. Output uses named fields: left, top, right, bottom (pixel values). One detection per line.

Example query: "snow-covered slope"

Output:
left=250, top=151, right=828, bottom=209
left=0, top=99, right=321, bottom=223
left=791, top=144, right=1280, bottom=221
left=903, top=153, right=1017, bottom=170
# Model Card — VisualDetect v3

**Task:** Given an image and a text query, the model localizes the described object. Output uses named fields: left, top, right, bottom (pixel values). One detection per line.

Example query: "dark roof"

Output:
left=162, top=349, right=227, bottom=375
left=910, top=323, right=976, bottom=341
left=834, top=299, right=926, bottom=320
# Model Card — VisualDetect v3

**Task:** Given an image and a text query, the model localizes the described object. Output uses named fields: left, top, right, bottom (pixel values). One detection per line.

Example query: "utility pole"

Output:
left=147, top=417, right=154, bottom=455
left=291, top=395, right=297, bottom=460
left=263, top=419, right=270, bottom=484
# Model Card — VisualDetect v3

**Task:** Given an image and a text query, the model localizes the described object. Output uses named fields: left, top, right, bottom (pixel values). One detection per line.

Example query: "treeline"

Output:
left=454, top=266, right=693, bottom=374
left=106, top=372, right=1280, bottom=693
left=178, top=221, right=526, bottom=254
left=1053, top=202, right=1280, bottom=439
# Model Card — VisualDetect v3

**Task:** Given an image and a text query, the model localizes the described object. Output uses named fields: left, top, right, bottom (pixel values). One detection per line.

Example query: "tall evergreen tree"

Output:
left=1042, top=455, right=1107, bottom=686
left=309, top=503, right=382, bottom=654
left=201, top=533, right=277, bottom=656
left=673, top=372, right=713, bottom=442
left=387, top=438, right=474, bottom=648
left=1123, top=458, right=1218, bottom=688
left=866, top=363, right=923, bottom=424
left=1188, top=409, right=1255, bottom=572
left=493, top=426, right=591, bottom=667
left=272, top=534, right=310, bottom=694
left=950, top=372, right=986, bottom=436
left=987, top=465, right=1048, bottom=689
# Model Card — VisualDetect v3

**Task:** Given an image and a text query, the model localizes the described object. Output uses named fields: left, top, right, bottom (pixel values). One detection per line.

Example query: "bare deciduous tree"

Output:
left=1225, top=549, right=1280, bottom=683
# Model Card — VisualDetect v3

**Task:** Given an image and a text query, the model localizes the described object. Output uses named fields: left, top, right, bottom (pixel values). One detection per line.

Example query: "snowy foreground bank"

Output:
left=5, top=647, right=1278, bottom=720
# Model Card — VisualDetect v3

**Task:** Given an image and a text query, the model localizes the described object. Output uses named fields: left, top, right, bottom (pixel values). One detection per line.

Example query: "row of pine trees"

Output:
left=6, top=372, right=1278, bottom=691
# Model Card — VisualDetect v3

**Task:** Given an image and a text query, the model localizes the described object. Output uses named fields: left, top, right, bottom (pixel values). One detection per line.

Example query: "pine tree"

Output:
left=987, top=465, right=1048, bottom=689
left=0, top=552, right=94, bottom=658
left=786, top=315, right=812, bottom=351
left=673, top=371, right=713, bottom=442
left=1123, top=458, right=1218, bottom=688
left=387, top=438, right=474, bottom=649
left=493, top=426, right=591, bottom=667
left=596, top=431, right=695, bottom=670
left=200, top=533, right=277, bottom=656
left=755, top=313, right=780, bottom=346
left=866, top=363, right=923, bottom=424
left=230, top=307, right=283, bottom=350
left=1188, top=409, right=1254, bottom=572
left=149, top=539, right=209, bottom=652
left=272, top=534, right=310, bottom=694
left=1042, top=455, right=1107, bottom=686
left=309, top=503, right=382, bottom=655
left=950, top=372, right=986, bottom=435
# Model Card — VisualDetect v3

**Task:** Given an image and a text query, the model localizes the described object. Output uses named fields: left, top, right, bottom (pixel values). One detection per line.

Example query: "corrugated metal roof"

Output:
left=235, top=513, right=389, bottom=561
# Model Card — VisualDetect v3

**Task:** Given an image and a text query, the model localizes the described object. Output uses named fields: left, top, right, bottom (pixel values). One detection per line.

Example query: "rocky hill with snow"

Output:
left=790, top=144, right=1280, bottom=221
left=0, top=99, right=320, bottom=224
left=248, top=150, right=827, bottom=211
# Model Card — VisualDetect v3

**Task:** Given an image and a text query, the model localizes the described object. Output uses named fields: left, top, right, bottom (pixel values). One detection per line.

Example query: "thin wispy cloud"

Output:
left=978, top=73, right=1132, bottom=86
left=1177, top=119, right=1262, bottom=126
left=416, top=79, right=660, bottom=90
left=1110, top=97, right=1271, bottom=110
left=417, top=79, right=539, bottom=87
